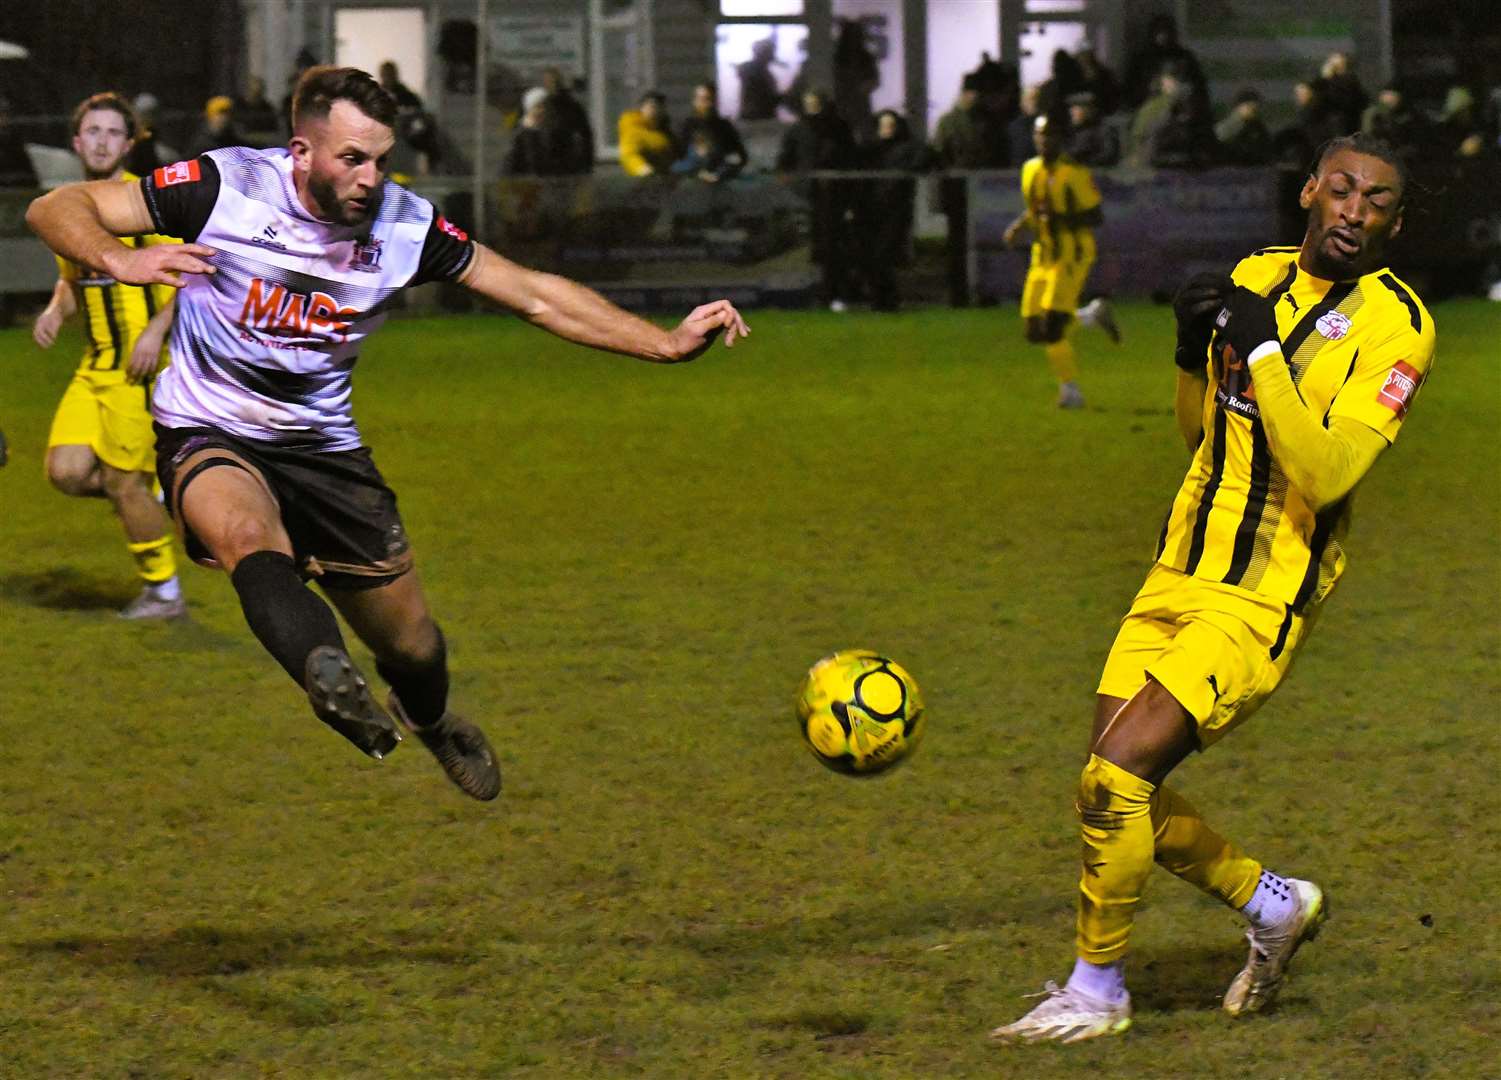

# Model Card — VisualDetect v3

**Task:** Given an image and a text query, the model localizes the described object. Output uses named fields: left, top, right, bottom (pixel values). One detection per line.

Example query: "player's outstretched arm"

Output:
left=26, top=182, right=216, bottom=288
left=459, top=243, right=749, bottom=362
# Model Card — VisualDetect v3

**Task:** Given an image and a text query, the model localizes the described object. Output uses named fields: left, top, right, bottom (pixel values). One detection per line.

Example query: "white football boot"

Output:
left=1223, top=878, right=1328, bottom=1016
left=990, top=981, right=1132, bottom=1044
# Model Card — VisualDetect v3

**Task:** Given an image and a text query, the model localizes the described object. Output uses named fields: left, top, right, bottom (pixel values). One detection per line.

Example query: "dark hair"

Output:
left=639, top=90, right=666, bottom=108
left=71, top=92, right=138, bottom=140
left=1312, top=132, right=1411, bottom=204
left=292, top=66, right=398, bottom=131
left=1232, top=87, right=1261, bottom=107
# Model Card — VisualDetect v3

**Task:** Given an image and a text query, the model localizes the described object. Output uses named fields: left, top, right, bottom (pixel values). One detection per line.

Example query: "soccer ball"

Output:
left=796, top=650, right=925, bottom=776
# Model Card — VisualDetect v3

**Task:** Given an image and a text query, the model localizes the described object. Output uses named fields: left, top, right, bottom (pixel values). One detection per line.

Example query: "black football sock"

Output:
left=230, top=550, right=348, bottom=684
left=377, top=625, right=450, bottom=728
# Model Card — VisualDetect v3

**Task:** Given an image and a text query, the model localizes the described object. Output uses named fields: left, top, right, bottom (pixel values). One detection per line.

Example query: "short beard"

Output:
left=307, top=173, right=370, bottom=226
left=83, top=154, right=128, bottom=181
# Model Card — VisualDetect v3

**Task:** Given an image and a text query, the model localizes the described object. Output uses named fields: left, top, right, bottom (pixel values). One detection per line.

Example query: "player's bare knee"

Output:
left=1091, top=680, right=1198, bottom=784
left=99, top=465, right=151, bottom=504
left=46, top=453, right=95, bottom=496
left=383, top=614, right=443, bottom=670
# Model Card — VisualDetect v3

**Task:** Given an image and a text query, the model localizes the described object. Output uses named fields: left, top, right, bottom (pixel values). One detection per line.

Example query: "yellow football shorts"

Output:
left=1096, top=562, right=1317, bottom=747
left=1020, top=258, right=1092, bottom=319
left=46, top=370, right=157, bottom=474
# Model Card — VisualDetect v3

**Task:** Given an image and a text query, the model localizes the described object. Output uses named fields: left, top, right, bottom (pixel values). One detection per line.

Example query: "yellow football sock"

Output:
left=128, top=535, right=177, bottom=584
left=1076, top=754, right=1156, bottom=964
left=1044, top=338, right=1078, bottom=385
left=1151, top=784, right=1262, bottom=909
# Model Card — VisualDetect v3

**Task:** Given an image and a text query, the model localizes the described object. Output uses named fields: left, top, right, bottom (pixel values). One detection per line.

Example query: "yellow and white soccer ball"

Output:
left=796, top=650, right=925, bottom=776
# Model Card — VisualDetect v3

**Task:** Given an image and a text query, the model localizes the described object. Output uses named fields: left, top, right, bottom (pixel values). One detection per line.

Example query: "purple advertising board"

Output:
left=970, top=167, right=1281, bottom=301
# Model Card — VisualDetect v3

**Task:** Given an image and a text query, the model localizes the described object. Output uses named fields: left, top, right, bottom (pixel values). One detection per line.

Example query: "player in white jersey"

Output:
left=27, top=67, right=750, bottom=801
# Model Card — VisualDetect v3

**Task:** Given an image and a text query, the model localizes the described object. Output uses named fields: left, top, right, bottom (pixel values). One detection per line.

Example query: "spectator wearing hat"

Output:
left=187, top=95, right=246, bottom=157
left=1123, top=14, right=1205, bottom=110
left=1313, top=52, right=1368, bottom=136
left=1066, top=92, right=1120, bottom=167
left=124, top=93, right=176, bottom=176
left=505, top=88, right=561, bottom=176
left=1075, top=49, right=1121, bottom=117
left=1215, top=88, right=1274, bottom=166
left=934, top=74, right=1006, bottom=169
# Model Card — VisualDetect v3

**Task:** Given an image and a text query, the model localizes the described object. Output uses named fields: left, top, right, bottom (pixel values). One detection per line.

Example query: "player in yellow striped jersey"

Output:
left=993, top=133, right=1434, bottom=1043
left=33, top=92, right=185, bottom=619
left=1002, top=114, right=1120, bottom=409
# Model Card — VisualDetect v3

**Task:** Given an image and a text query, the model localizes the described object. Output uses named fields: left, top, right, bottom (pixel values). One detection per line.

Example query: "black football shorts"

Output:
left=155, top=423, right=414, bottom=591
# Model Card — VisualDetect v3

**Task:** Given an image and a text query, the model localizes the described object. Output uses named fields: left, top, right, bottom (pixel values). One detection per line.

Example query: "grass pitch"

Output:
left=0, top=300, right=1496, bottom=1078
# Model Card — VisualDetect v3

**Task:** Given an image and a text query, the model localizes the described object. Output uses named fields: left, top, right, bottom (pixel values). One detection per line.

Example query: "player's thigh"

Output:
left=174, top=448, right=292, bottom=569
left=1020, top=266, right=1051, bottom=321
left=1041, top=260, right=1088, bottom=315
left=92, top=379, right=157, bottom=473
left=323, top=568, right=440, bottom=666
left=1091, top=677, right=1199, bottom=784
left=46, top=373, right=99, bottom=453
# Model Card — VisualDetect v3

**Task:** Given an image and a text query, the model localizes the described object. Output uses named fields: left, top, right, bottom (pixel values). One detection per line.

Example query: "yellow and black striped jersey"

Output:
left=1156, top=247, right=1436, bottom=612
left=57, top=171, right=178, bottom=372
left=1019, top=154, right=1100, bottom=267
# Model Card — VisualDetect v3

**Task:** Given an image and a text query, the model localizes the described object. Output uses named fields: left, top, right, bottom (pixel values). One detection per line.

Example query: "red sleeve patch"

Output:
left=1376, top=359, right=1421, bottom=419
left=436, top=215, right=469, bottom=243
left=153, top=160, right=202, bottom=187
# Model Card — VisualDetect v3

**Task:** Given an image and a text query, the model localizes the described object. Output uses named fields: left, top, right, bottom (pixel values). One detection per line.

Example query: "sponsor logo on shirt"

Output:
left=436, top=216, right=468, bottom=243
left=1376, top=360, right=1421, bottom=419
left=154, top=160, right=201, bottom=187
left=1316, top=310, right=1351, bottom=340
left=238, top=277, right=358, bottom=341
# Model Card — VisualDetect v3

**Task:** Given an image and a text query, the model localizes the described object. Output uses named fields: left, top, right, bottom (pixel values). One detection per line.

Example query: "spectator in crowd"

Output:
left=1038, top=49, right=1085, bottom=127
left=934, top=74, right=1005, bottom=169
left=1075, top=48, right=1121, bottom=117
left=1008, top=86, right=1044, bottom=168
left=235, top=75, right=281, bottom=142
left=1313, top=52, right=1368, bottom=135
left=833, top=18, right=880, bottom=141
left=1066, top=91, right=1120, bottom=167
left=504, top=88, right=560, bottom=176
left=1149, top=78, right=1218, bottom=169
left=1123, top=14, right=1205, bottom=110
left=187, top=96, right=245, bottom=158
left=0, top=94, right=38, bottom=188
left=677, top=82, right=747, bottom=183
left=1360, top=84, right=1428, bottom=157
left=541, top=66, right=594, bottom=174
left=737, top=37, right=784, bottom=121
left=123, top=93, right=166, bottom=176
left=1215, top=88, right=1275, bottom=165
left=857, top=109, right=930, bottom=311
left=438, top=19, right=479, bottom=94
left=378, top=60, right=423, bottom=111
left=1274, top=80, right=1340, bottom=169
left=618, top=90, right=677, bottom=176
left=776, top=89, right=857, bottom=310
left=1437, top=86, right=1483, bottom=158
left=1126, top=63, right=1189, bottom=166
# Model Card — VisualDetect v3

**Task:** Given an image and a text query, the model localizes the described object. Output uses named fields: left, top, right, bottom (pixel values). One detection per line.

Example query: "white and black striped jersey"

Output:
left=140, top=148, right=474, bottom=451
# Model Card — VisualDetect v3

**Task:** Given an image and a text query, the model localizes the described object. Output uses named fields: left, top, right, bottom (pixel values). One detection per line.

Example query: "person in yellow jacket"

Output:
left=617, top=91, right=677, bottom=177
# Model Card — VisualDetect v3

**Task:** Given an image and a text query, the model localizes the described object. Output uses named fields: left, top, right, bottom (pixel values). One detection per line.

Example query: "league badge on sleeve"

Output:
left=1376, top=360, right=1421, bottom=418
left=436, top=216, right=468, bottom=243
left=154, top=160, right=201, bottom=187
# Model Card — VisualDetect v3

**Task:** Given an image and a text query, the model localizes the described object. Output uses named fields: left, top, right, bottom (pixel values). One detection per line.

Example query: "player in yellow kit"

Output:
left=33, top=93, right=184, bottom=619
left=993, top=133, right=1434, bottom=1043
left=1003, top=114, right=1119, bottom=409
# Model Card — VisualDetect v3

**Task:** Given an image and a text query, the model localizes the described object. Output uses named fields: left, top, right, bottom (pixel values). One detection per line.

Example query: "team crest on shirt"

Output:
left=1376, top=360, right=1421, bottom=418
left=350, top=236, right=383, bottom=272
left=1316, top=310, right=1351, bottom=340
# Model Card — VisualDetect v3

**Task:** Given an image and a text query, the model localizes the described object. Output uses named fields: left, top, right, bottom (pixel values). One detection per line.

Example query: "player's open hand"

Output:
left=105, top=243, right=217, bottom=288
left=125, top=337, right=163, bottom=385
left=663, top=300, right=750, bottom=362
left=32, top=305, right=64, bottom=349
